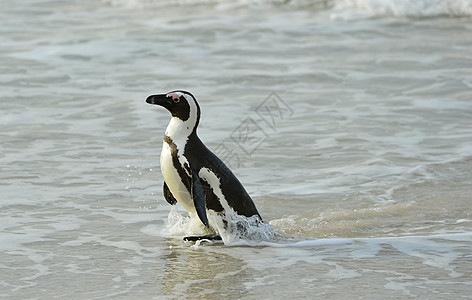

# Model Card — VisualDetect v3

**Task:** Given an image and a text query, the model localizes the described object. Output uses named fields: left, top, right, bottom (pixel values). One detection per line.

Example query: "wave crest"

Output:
left=332, top=0, right=472, bottom=18
left=104, top=0, right=472, bottom=18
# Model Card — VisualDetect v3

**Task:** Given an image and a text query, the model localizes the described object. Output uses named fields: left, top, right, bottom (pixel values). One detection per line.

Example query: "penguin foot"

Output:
left=183, top=235, right=222, bottom=242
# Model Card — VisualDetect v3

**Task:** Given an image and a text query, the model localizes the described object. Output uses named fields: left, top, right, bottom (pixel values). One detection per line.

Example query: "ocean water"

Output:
left=1, top=0, right=472, bottom=298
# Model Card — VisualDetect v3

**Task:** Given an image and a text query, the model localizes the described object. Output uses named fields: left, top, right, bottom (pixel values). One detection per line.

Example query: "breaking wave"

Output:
left=104, top=0, right=472, bottom=18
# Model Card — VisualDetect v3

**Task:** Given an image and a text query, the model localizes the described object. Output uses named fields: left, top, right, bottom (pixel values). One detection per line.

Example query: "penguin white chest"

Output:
left=160, top=142, right=194, bottom=212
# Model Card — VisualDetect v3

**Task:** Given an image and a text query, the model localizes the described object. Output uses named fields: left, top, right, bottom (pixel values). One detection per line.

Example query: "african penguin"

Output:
left=146, top=91, right=262, bottom=240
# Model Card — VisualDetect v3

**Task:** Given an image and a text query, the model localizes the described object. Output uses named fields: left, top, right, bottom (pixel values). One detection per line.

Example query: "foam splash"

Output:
left=164, top=206, right=215, bottom=238
left=162, top=206, right=281, bottom=245
left=212, top=212, right=282, bottom=245
left=332, top=0, right=472, bottom=19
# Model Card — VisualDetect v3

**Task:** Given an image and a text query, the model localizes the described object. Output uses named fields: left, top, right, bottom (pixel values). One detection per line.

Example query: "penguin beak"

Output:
left=146, top=94, right=169, bottom=107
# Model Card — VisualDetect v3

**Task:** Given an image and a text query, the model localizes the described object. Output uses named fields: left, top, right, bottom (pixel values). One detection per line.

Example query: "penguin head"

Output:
left=146, top=90, right=200, bottom=124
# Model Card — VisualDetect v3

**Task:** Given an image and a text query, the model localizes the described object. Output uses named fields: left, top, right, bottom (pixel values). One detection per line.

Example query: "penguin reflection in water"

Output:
left=146, top=91, right=263, bottom=241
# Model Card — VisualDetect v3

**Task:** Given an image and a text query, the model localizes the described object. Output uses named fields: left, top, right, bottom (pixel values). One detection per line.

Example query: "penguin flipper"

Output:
left=163, top=181, right=177, bottom=205
left=190, top=164, right=209, bottom=228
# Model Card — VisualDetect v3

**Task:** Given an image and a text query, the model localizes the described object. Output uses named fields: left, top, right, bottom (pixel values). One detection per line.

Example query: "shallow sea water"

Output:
left=1, top=0, right=472, bottom=298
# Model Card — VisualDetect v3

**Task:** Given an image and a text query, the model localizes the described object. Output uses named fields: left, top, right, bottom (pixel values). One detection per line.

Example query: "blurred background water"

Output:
left=1, top=0, right=471, bottom=298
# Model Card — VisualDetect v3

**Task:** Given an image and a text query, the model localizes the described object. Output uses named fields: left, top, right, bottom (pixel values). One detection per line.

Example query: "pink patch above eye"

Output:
left=166, top=93, right=180, bottom=101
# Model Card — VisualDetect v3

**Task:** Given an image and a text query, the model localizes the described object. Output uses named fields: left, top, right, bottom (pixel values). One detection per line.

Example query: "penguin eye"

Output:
left=166, top=93, right=181, bottom=103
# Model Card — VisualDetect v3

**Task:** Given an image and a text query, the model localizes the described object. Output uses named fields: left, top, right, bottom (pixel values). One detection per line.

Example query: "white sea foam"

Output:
left=104, top=0, right=472, bottom=17
left=332, top=0, right=472, bottom=18
left=161, top=206, right=281, bottom=245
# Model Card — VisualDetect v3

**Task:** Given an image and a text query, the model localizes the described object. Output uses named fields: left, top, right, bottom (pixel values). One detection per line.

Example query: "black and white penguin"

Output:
left=146, top=90, right=262, bottom=240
